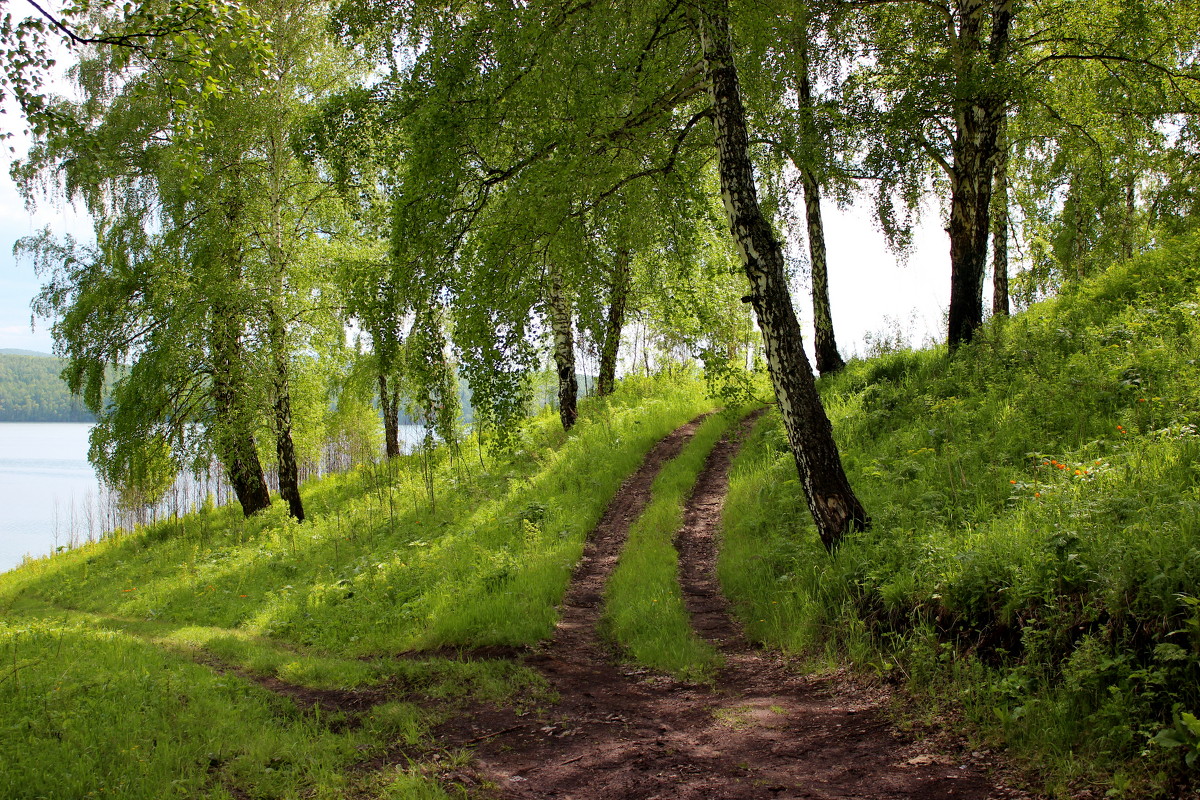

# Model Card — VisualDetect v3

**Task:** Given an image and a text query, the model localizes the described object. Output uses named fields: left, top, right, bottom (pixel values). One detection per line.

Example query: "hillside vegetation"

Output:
left=3, top=237, right=1200, bottom=798
left=0, top=376, right=716, bottom=799
left=0, top=352, right=93, bottom=422
left=723, top=233, right=1200, bottom=796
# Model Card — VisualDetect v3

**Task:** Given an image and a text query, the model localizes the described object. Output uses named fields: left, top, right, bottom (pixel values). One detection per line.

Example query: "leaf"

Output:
left=1151, top=728, right=1183, bottom=748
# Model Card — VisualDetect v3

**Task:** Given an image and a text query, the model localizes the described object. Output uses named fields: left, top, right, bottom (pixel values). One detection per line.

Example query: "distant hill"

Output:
left=0, top=353, right=94, bottom=423
left=0, top=349, right=55, bottom=358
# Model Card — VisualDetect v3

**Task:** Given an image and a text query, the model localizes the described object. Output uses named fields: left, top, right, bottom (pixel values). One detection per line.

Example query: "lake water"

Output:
left=0, top=422, right=428, bottom=574
left=0, top=423, right=100, bottom=573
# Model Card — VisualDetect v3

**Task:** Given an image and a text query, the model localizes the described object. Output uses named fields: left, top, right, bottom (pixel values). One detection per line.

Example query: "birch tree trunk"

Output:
left=268, top=308, right=304, bottom=521
left=597, top=247, right=631, bottom=396
left=992, top=118, right=1010, bottom=317
left=794, top=21, right=844, bottom=375
left=547, top=262, right=578, bottom=430
left=210, top=300, right=271, bottom=517
left=697, top=0, right=868, bottom=550
left=946, top=0, right=1012, bottom=348
left=379, top=373, right=402, bottom=458
left=266, top=152, right=304, bottom=521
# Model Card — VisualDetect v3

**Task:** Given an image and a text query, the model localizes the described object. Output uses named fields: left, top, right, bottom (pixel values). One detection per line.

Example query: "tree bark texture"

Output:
left=597, top=247, right=631, bottom=396
left=697, top=0, right=868, bottom=550
left=379, top=373, right=402, bottom=458
left=801, top=171, right=844, bottom=374
left=992, top=117, right=1010, bottom=317
left=264, top=133, right=304, bottom=520
left=269, top=309, right=304, bottom=521
left=547, top=262, right=578, bottom=430
left=946, top=0, right=1012, bottom=349
left=1123, top=176, right=1136, bottom=261
left=794, top=22, right=844, bottom=375
left=209, top=301, right=271, bottom=517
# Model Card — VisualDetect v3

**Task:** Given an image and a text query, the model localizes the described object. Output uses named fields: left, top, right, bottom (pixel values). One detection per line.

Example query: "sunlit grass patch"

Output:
left=0, top=618, right=415, bottom=800
left=0, top=374, right=713, bottom=658
left=0, top=374, right=706, bottom=799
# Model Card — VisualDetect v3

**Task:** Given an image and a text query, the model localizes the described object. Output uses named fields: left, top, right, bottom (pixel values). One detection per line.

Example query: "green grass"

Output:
left=0, top=372, right=713, bottom=799
left=602, top=407, right=753, bottom=681
left=720, top=233, right=1200, bottom=797
left=0, top=374, right=713, bottom=653
left=0, top=616, right=427, bottom=800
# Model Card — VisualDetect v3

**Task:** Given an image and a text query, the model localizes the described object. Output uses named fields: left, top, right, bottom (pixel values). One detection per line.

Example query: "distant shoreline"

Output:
left=0, top=352, right=97, bottom=423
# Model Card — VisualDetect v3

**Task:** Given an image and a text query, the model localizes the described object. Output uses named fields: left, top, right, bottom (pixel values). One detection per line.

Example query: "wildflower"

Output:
left=1058, top=464, right=1067, bottom=470
left=1035, top=492, right=1042, bottom=497
left=1075, top=470, right=1083, bottom=475
left=1138, top=398, right=1147, bottom=403
left=239, top=594, right=248, bottom=598
left=1010, top=480, right=1017, bottom=484
left=1095, top=460, right=1102, bottom=465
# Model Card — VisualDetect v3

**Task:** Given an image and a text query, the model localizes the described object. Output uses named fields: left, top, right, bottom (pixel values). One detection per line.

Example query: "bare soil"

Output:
left=428, top=412, right=1038, bottom=799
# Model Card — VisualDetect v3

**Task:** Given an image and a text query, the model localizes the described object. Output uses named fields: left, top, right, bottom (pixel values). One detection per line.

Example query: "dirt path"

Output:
left=432, top=413, right=1034, bottom=799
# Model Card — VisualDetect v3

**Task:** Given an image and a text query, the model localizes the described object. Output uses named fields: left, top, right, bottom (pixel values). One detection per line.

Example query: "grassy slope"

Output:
left=0, top=374, right=713, bottom=800
left=722, top=233, right=1200, bottom=797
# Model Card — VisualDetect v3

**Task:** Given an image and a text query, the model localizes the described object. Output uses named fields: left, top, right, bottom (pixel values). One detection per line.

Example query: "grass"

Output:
left=720, top=232, right=1200, bottom=797
left=601, top=407, right=754, bottom=681
left=0, top=372, right=714, bottom=799
left=0, top=616, right=427, bottom=800
left=0, top=374, right=713, bottom=652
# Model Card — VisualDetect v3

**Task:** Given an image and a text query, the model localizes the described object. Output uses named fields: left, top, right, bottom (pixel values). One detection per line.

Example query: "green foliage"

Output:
left=721, top=233, right=1200, bottom=795
left=0, top=353, right=94, bottom=422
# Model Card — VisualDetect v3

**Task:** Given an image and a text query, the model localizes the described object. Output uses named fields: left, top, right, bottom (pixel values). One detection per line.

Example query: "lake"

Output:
left=0, top=422, right=427, bottom=574
left=0, top=423, right=99, bottom=573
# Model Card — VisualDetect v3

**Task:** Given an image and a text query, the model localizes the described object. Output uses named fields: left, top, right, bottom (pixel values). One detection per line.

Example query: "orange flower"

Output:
left=1058, top=464, right=1067, bottom=470
left=1010, top=480, right=1017, bottom=484
left=1035, top=492, right=1042, bottom=497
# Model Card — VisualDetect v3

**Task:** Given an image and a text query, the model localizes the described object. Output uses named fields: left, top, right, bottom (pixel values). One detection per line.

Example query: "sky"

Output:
left=0, top=147, right=86, bottom=354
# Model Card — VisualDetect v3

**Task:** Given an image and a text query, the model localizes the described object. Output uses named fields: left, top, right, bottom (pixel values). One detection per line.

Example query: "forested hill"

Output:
left=0, top=352, right=93, bottom=423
